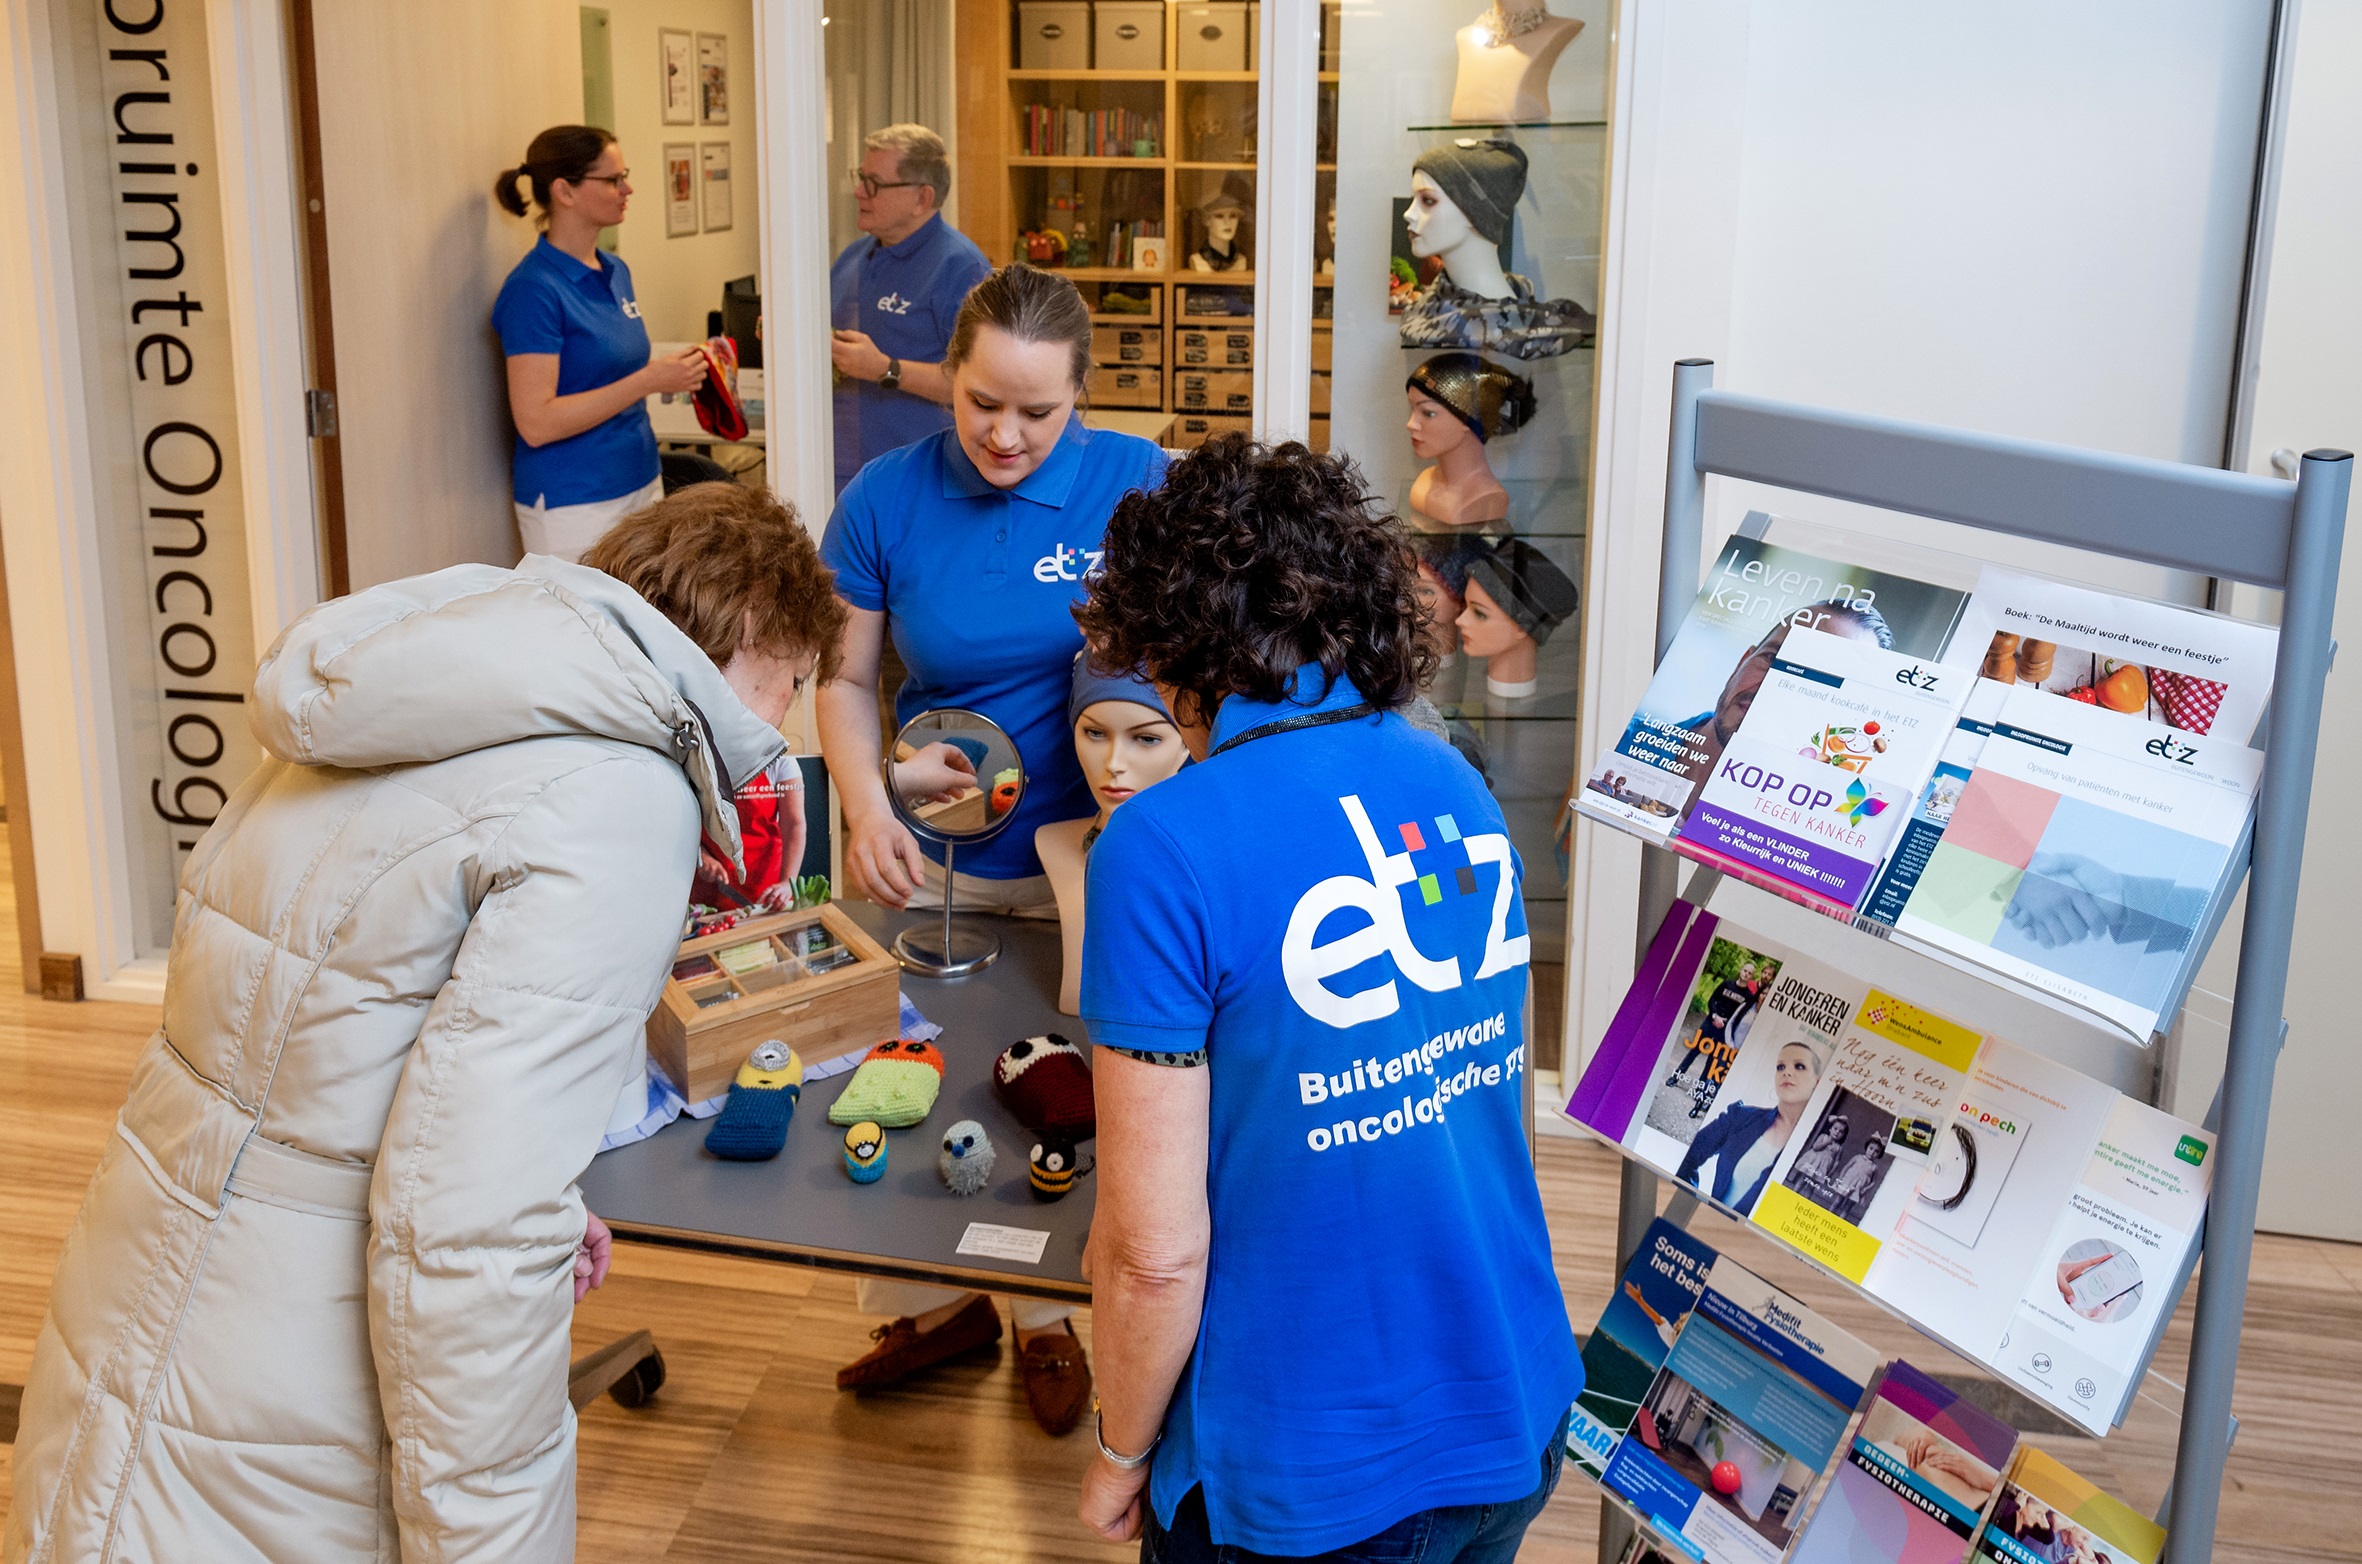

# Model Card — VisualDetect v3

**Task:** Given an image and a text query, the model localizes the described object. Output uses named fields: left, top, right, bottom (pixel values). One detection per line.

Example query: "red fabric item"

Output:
left=993, top=1034, right=1097, bottom=1140
left=695, top=770, right=786, bottom=907
left=691, top=336, right=748, bottom=441
left=2147, top=667, right=2228, bottom=736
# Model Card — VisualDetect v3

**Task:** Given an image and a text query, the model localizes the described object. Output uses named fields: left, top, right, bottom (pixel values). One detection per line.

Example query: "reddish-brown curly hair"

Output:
left=1073, top=435, right=1433, bottom=723
left=582, top=483, right=846, bottom=680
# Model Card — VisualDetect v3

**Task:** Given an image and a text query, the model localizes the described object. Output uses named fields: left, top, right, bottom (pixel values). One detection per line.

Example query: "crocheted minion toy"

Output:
left=993, top=1034, right=1096, bottom=1141
left=842, top=1121, right=887, bottom=1183
left=826, top=1038, right=946, bottom=1128
left=703, top=1041, right=802, bottom=1161
left=1028, top=1139, right=1079, bottom=1202
left=939, top=1120, right=996, bottom=1195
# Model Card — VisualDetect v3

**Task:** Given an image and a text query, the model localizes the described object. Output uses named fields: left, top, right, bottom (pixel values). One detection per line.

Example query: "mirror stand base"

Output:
left=892, top=924, right=1001, bottom=978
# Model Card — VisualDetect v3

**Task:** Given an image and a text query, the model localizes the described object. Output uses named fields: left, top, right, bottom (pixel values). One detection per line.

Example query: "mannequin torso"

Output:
left=1449, top=9, right=1584, bottom=124
left=1036, top=817, right=1093, bottom=1015
left=1408, top=456, right=1509, bottom=530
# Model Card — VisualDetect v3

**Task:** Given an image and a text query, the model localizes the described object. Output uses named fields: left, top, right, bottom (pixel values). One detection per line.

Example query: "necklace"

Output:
left=1475, top=1, right=1548, bottom=45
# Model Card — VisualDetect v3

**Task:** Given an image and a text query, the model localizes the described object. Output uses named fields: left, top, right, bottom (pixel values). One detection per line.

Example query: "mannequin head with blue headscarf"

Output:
left=1067, top=650, right=1187, bottom=832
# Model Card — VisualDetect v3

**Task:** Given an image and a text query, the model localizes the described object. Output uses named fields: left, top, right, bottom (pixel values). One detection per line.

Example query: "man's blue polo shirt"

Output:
left=1080, top=666, right=1582, bottom=1554
left=491, top=238, right=659, bottom=507
left=821, top=417, right=1165, bottom=879
left=830, top=213, right=993, bottom=491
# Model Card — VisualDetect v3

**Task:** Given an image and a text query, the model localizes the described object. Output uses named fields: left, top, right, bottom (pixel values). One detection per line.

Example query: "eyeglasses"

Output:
left=572, top=170, right=631, bottom=188
left=854, top=173, right=922, bottom=197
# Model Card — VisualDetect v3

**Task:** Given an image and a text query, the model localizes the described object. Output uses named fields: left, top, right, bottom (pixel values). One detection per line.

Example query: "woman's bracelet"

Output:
left=1095, top=1412, right=1159, bottom=1471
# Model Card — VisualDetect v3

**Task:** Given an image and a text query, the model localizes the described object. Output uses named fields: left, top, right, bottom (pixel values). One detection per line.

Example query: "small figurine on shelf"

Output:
left=1399, top=138, right=1594, bottom=359
left=1069, top=219, right=1094, bottom=269
left=1404, top=351, right=1535, bottom=530
left=1024, top=228, right=1068, bottom=268
left=1190, top=178, right=1252, bottom=273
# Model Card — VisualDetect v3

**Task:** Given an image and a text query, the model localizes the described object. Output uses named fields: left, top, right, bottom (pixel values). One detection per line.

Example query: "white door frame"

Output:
left=754, top=0, right=836, bottom=534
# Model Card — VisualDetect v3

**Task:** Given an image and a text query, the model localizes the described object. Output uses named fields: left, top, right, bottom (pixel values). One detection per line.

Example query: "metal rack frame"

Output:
left=1598, top=359, right=2351, bottom=1564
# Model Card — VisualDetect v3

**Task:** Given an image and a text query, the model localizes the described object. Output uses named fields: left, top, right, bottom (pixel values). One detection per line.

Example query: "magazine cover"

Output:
left=1790, top=1360, right=2018, bottom=1564
left=1974, top=1447, right=2166, bottom=1564
left=1939, top=565, right=2279, bottom=744
left=1860, top=679, right=2011, bottom=925
left=1997, top=1096, right=2214, bottom=1435
left=1580, top=536, right=1971, bottom=840
left=1751, top=989, right=1982, bottom=1284
left=1602, top=1256, right=1878, bottom=1564
left=1676, top=626, right=1973, bottom=911
left=1894, top=684, right=2263, bottom=1039
left=1567, top=1218, right=1720, bottom=1481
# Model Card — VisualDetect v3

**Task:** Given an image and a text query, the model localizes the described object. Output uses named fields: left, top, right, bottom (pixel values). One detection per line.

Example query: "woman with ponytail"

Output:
left=491, top=125, right=709, bottom=561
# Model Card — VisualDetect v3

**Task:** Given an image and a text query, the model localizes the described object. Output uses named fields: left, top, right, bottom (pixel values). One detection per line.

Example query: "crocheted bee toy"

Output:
left=989, top=767, right=1022, bottom=817
left=1028, top=1139, right=1079, bottom=1202
left=939, top=1120, right=995, bottom=1195
left=826, top=1038, right=945, bottom=1128
left=993, top=1034, right=1096, bottom=1141
left=703, top=1041, right=802, bottom=1161
left=842, top=1121, right=887, bottom=1183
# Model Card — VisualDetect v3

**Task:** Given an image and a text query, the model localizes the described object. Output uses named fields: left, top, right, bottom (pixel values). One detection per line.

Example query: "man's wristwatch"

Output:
left=1095, top=1413, right=1158, bottom=1471
left=879, top=357, right=903, bottom=391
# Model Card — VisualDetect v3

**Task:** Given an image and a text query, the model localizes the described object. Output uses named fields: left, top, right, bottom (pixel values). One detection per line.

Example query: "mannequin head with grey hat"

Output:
left=1458, top=536, right=1578, bottom=697
left=1406, top=138, right=1527, bottom=300
left=1405, top=351, right=1535, bottom=529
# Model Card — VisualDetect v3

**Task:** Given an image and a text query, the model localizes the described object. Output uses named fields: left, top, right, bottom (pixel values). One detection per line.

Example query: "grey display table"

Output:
left=581, top=903, right=1093, bottom=1304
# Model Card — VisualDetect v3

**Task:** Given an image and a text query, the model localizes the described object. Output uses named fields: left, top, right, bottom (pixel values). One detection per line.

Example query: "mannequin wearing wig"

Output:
left=1038, top=654, right=1189, bottom=1014
left=1405, top=352, right=1536, bottom=529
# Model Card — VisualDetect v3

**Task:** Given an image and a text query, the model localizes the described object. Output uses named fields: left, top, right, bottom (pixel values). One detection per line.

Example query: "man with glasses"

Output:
left=829, top=124, right=992, bottom=492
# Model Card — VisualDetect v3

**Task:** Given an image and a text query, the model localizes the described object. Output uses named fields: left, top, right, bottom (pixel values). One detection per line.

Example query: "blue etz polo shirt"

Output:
left=1081, top=666, right=1583, bottom=1555
left=830, top=213, right=993, bottom=490
left=492, top=238, right=660, bottom=507
left=822, top=417, right=1165, bottom=879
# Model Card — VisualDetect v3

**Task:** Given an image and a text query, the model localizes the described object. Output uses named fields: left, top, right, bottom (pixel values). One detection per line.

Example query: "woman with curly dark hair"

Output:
left=1072, top=435, right=1581, bottom=1561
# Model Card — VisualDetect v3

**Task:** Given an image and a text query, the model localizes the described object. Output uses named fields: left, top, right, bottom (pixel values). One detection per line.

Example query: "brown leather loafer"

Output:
left=836, top=1293, right=1003, bottom=1391
left=1018, top=1320, right=1093, bottom=1435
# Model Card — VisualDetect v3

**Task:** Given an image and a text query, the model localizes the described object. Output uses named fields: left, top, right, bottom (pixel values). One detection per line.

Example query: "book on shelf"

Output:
left=1602, top=1253, right=1880, bottom=1564
left=1675, top=624, right=1975, bottom=914
left=1892, top=683, right=2262, bottom=1041
left=1578, top=535, right=1971, bottom=844
left=1789, top=1359, right=2018, bottom=1564
left=1973, top=1446, right=2166, bottom=1564
left=1566, top=1217, right=1720, bottom=1482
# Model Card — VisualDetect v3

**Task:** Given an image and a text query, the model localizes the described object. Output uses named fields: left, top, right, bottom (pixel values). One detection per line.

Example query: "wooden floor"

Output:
left=1, top=844, right=2357, bottom=1560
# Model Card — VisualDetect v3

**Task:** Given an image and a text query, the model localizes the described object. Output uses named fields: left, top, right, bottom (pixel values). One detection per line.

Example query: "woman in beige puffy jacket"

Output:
left=6, top=485, right=845, bottom=1563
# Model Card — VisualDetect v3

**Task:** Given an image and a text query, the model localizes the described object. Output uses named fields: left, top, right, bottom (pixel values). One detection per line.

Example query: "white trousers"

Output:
left=514, top=474, right=664, bottom=564
left=904, top=867, right=1059, bottom=920
left=854, top=1277, right=1072, bottom=1331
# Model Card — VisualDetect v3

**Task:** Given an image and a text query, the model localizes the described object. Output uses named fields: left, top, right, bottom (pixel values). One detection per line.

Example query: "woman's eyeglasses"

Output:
left=854, top=173, right=921, bottom=197
left=572, top=171, right=631, bottom=189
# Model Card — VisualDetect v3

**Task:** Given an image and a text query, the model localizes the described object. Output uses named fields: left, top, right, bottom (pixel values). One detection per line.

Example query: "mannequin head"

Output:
left=1200, top=182, right=1250, bottom=257
left=1206, top=209, right=1241, bottom=250
left=1456, top=577, right=1527, bottom=661
left=1404, top=171, right=1475, bottom=262
left=1406, top=385, right=1480, bottom=464
left=1068, top=653, right=1186, bottom=827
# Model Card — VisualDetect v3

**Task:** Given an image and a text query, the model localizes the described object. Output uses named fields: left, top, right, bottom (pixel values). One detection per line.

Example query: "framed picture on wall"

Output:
left=664, top=143, right=698, bottom=236
left=700, top=143, right=732, bottom=233
left=696, top=33, right=729, bottom=125
left=659, top=28, right=694, bottom=125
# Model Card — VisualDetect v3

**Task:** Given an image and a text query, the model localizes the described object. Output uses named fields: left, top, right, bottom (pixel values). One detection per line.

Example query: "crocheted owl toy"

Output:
left=939, top=1119, right=995, bottom=1195
left=993, top=1033, right=1096, bottom=1141
left=827, top=1038, right=946, bottom=1128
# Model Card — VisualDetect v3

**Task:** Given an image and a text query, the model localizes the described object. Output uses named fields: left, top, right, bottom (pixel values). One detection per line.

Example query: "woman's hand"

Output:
left=641, top=348, right=710, bottom=397
left=843, top=808, right=930, bottom=909
left=1078, top=1453, right=1153, bottom=1543
left=574, top=1212, right=614, bottom=1303
left=891, top=741, right=978, bottom=802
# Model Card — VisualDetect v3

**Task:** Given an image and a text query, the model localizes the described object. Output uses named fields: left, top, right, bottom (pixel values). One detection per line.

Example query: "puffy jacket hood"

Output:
left=250, top=554, right=785, bottom=864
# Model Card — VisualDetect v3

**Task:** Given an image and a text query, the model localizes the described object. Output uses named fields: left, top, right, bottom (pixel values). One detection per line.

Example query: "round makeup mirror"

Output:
left=884, top=707, right=1026, bottom=976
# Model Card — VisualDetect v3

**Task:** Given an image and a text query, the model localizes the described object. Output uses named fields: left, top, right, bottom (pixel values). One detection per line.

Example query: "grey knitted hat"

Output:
left=1411, top=138, right=1528, bottom=247
left=1466, top=537, right=1579, bottom=646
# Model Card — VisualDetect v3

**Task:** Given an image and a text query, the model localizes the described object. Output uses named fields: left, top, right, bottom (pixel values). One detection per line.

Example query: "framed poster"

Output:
left=700, top=142, right=732, bottom=232
left=659, top=28, right=695, bottom=125
left=696, top=33, right=729, bottom=125
left=664, top=143, right=698, bottom=236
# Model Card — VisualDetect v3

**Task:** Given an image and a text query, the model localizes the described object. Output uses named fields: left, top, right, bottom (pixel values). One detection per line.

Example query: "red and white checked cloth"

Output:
left=2148, top=668, right=2227, bottom=735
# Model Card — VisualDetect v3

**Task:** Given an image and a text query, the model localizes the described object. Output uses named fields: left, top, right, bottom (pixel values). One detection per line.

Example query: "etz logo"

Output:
left=1031, top=543, right=1105, bottom=583
left=620, top=298, right=643, bottom=320
left=1282, top=795, right=1528, bottom=1029
left=874, top=291, right=915, bottom=315
left=1894, top=663, right=1939, bottom=690
left=2145, top=733, right=2199, bottom=766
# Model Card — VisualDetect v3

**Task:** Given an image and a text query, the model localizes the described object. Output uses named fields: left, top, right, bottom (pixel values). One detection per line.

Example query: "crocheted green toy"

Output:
left=826, top=1038, right=946, bottom=1128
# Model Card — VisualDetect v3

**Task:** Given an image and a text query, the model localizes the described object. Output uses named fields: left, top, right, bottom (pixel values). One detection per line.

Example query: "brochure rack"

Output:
left=1591, top=360, right=2350, bottom=1564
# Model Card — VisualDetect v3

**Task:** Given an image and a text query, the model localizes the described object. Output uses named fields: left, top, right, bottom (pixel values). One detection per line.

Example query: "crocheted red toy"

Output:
left=691, top=335, right=748, bottom=441
left=993, top=1033, right=1096, bottom=1141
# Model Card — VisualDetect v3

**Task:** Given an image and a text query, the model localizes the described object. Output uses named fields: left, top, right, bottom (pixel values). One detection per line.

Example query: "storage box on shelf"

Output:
left=1176, top=325, right=1252, bottom=367
left=1093, top=0, right=1163, bottom=67
left=1089, top=364, right=1163, bottom=409
left=1092, top=322, right=1162, bottom=366
left=1175, top=368, right=1252, bottom=413
left=646, top=903, right=899, bottom=1104
left=1016, top=0, right=1091, bottom=68
left=1175, top=2, right=1249, bottom=70
left=1171, top=413, right=1250, bottom=448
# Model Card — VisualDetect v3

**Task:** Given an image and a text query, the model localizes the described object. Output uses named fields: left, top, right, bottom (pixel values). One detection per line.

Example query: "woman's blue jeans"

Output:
left=1138, top=1415, right=1568, bottom=1564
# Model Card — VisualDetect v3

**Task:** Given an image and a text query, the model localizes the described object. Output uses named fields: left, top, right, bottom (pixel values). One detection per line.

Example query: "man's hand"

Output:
left=843, top=809, right=931, bottom=909
left=831, top=329, right=891, bottom=384
left=1079, top=1453, right=1153, bottom=1542
left=574, top=1212, right=614, bottom=1303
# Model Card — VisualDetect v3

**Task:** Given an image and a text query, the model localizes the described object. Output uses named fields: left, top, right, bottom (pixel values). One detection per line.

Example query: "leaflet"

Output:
left=1580, top=536, right=1969, bottom=842
left=1602, top=1255, right=1878, bottom=1564
left=1895, top=684, right=2262, bottom=1039
left=1994, top=1096, right=2213, bottom=1436
left=1566, top=1218, right=1720, bottom=1481
left=1973, top=1447, right=2166, bottom=1564
left=1751, top=989, right=1983, bottom=1285
left=1675, top=627, right=1973, bottom=912
left=1859, top=679, right=2011, bottom=925
left=1939, top=565, right=2279, bottom=744
left=1790, top=1360, right=2018, bottom=1564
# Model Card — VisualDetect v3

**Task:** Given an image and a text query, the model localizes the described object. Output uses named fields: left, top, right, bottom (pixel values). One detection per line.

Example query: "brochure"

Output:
left=1993, top=1096, right=2214, bottom=1435
left=1939, top=564, right=2279, bottom=744
left=1566, top=899, right=1715, bottom=1136
left=1580, top=536, right=1970, bottom=841
left=1567, top=1218, right=1720, bottom=1481
left=1790, top=1360, right=2018, bottom=1564
left=1973, top=1447, right=2166, bottom=1564
left=1750, top=988, right=1983, bottom=1285
left=1859, top=679, right=2011, bottom=925
left=1602, top=1255, right=1879, bottom=1564
left=1894, top=684, right=2263, bottom=1039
